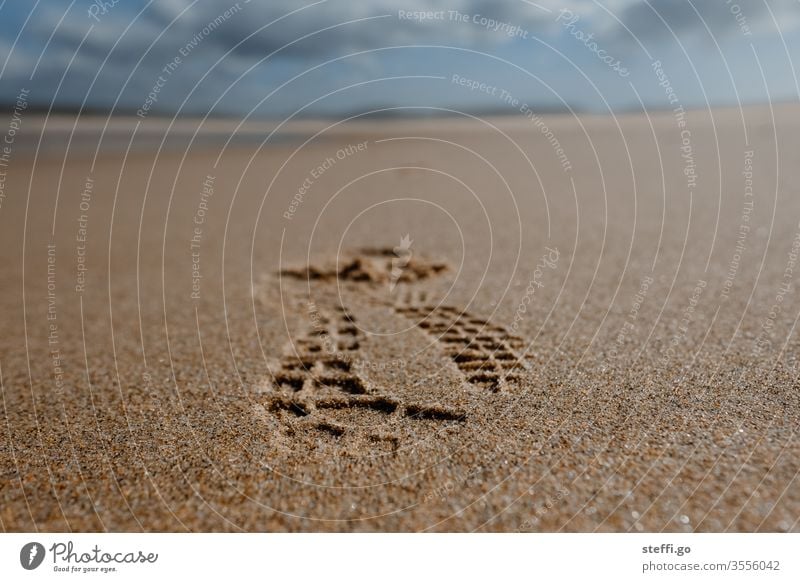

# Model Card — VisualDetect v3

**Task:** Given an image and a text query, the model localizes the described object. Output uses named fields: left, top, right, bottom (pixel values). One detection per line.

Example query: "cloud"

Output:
left=613, top=0, right=800, bottom=44
left=143, top=0, right=556, bottom=59
left=1, top=0, right=798, bottom=113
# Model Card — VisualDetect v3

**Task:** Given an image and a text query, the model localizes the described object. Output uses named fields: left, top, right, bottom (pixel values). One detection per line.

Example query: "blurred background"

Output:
left=1, top=0, right=799, bottom=118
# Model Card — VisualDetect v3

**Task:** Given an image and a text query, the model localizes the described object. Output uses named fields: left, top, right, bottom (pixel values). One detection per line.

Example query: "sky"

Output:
left=0, top=0, right=799, bottom=118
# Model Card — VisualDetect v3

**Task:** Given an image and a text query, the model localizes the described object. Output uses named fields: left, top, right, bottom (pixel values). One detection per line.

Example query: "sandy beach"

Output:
left=1, top=104, right=799, bottom=532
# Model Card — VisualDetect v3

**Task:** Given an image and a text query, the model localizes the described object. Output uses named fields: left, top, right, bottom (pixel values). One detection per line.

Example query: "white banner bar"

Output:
left=2, top=534, right=797, bottom=581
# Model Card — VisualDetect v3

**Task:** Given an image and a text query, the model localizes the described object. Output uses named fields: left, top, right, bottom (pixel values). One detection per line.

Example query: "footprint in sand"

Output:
left=255, top=301, right=465, bottom=456
left=276, top=247, right=532, bottom=394
left=393, top=288, right=532, bottom=393
left=279, top=246, right=448, bottom=285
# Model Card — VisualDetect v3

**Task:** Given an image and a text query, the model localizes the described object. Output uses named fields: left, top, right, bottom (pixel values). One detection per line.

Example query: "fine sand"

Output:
left=1, top=105, right=799, bottom=532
